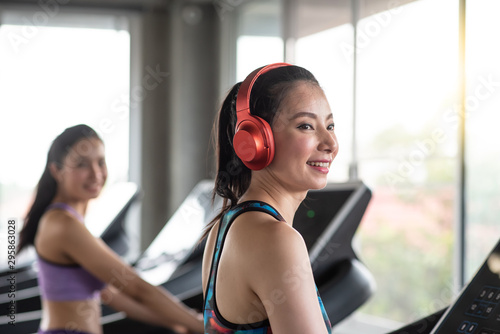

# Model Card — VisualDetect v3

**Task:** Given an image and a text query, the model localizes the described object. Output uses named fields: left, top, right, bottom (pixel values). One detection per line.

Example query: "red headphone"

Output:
left=233, top=62, right=292, bottom=170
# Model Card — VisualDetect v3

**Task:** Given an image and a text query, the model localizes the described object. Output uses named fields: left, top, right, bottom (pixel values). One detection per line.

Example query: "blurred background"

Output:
left=1, top=0, right=499, bottom=331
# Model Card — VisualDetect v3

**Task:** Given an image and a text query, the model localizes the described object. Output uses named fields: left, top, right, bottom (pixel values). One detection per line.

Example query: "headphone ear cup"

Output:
left=233, top=116, right=275, bottom=170
left=233, top=63, right=290, bottom=170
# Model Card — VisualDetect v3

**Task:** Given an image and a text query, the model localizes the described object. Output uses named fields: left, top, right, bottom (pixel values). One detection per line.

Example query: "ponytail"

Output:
left=201, top=83, right=251, bottom=240
left=18, top=168, right=57, bottom=253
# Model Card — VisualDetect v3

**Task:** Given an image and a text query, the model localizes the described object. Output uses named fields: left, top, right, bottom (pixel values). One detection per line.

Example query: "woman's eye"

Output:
left=327, top=123, right=335, bottom=131
left=75, top=158, right=90, bottom=168
left=298, top=124, right=313, bottom=130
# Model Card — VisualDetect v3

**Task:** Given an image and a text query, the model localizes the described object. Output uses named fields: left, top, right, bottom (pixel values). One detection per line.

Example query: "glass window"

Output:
left=235, top=0, right=283, bottom=81
left=237, top=35, right=283, bottom=81
left=355, top=0, right=459, bottom=324
left=0, top=14, right=130, bottom=259
left=464, top=0, right=500, bottom=280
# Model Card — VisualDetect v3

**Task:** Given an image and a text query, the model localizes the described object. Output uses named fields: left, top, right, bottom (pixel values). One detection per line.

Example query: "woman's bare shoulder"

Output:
left=39, top=209, right=86, bottom=237
left=231, top=211, right=308, bottom=260
left=36, top=209, right=93, bottom=259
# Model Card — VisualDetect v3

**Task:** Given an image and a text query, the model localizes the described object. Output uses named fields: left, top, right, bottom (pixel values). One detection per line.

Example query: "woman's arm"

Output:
left=50, top=215, right=204, bottom=333
left=101, top=285, right=201, bottom=333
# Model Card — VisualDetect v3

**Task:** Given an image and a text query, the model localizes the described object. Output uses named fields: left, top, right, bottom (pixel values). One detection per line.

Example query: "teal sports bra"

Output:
left=203, top=201, right=332, bottom=333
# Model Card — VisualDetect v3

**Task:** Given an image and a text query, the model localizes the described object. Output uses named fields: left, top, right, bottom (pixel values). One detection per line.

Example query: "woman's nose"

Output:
left=90, top=163, right=104, bottom=180
left=319, top=129, right=338, bottom=154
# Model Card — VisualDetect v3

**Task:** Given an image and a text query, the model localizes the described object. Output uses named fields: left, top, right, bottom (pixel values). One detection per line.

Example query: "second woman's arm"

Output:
left=55, top=214, right=204, bottom=333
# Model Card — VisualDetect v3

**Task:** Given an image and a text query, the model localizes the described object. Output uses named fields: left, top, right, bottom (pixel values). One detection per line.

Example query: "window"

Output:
left=235, top=0, right=283, bottom=81
left=355, top=0, right=458, bottom=324
left=0, top=10, right=130, bottom=261
left=464, top=0, right=500, bottom=280
left=237, top=35, right=284, bottom=81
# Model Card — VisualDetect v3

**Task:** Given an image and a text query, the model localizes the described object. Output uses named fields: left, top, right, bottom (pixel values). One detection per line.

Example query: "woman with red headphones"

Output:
left=202, top=63, right=338, bottom=333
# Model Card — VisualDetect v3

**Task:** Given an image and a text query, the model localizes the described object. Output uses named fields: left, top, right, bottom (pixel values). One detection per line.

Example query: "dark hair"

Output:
left=202, top=65, right=320, bottom=239
left=18, top=124, right=102, bottom=253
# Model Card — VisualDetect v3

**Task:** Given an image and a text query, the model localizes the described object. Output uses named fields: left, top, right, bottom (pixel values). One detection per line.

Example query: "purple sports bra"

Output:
left=36, top=203, right=105, bottom=301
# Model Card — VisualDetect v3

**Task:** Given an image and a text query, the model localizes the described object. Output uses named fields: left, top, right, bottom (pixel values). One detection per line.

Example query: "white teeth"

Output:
left=307, top=162, right=329, bottom=168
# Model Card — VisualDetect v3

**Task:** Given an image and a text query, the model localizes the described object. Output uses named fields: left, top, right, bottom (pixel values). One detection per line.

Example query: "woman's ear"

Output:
left=49, top=162, right=62, bottom=182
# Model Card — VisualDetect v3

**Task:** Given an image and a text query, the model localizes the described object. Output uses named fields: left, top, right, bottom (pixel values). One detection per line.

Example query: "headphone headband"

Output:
left=236, top=62, right=292, bottom=116
left=233, top=62, right=292, bottom=170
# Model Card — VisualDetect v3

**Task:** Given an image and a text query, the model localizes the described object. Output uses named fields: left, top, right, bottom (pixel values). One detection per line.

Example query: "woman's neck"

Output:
left=50, top=196, right=88, bottom=218
left=239, top=178, right=308, bottom=225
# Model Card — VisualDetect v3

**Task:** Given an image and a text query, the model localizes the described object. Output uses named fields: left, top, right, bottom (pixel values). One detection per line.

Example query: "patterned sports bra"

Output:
left=203, top=201, right=332, bottom=333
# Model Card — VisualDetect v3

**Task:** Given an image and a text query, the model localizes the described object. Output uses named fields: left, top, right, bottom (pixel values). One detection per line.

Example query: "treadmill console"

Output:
left=431, top=238, right=500, bottom=334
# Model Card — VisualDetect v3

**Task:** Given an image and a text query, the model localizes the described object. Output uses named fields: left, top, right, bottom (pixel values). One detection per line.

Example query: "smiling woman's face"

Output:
left=51, top=137, right=108, bottom=201
left=265, top=81, right=339, bottom=192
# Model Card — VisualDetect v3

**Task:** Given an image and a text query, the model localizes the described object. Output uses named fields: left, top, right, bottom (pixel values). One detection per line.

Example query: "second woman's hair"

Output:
left=204, top=65, right=320, bottom=237
left=18, top=124, right=102, bottom=253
